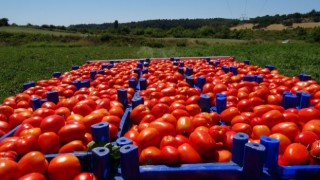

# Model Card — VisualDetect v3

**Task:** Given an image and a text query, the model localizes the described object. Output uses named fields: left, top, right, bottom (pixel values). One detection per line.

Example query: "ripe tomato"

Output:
left=109, top=106, right=124, bottom=118
left=220, top=107, right=241, bottom=125
left=189, top=130, right=216, bottom=156
left=130, top=104, right=150, bottom=124
left=47, top=154, right=81, bottom=180
left=269, top=133, right=291, bottom=154
left=15, top=135, right=38, bottom=155
left=0, top=159, right=21, bottom=179
left=17, top=151, right=48, bottom=175
left=17, top=172, right=46, bottom=180
left=261, top=110, right=284, bottom=128
left=74, top=172, right=97, bottom=180
left=294, top=131, right=319, bottom=147
left=161, top=146, right=179, bottom=165
left=302, top=119, right=320, bottom=137
left=185, top=104, right=201, bottom=116
left=171, top=109, right=190, bottom=120
left=251, top=125, right=270, bottom=139
left=139, top=146, right=162, bottom=165
left=176, top=116, right=194, bottom=135
left=40, top=114, right=65, bottom=134
left=271, top=122, right=299, bottom=141
left=217, top=149, right=232, bottom=162
left=137, top=127, right=161, bottom=149
left=160, top=135, right=178, bottom=149
left=81, top=112, right=104, bottom=132
left=161, top=113, right=177, bottom=126
left=124, top=129, right=139, bottom=143
left=38, top=132, right=60, bottom=154
left=150, top=103, right=171, bottom=118
left=177, top=143, right=202, bottom=164
left=149, top=121, right=175, bottom=138
left=232, top=123, right=252, bottom=136
left=298, top=108, right=320, bottom=123
left=22, top=116, right=43, bottom=127
left=58, top=123, right=86, bottom=145
left=208, top=125, right=227, bottom=143
left=283, top=143, right=309, bottom=165
left=58, top=140, right=86, bottom=153
left=32, top=108, right=55, bottom=118
left=73, top=102, right=93, bottom=117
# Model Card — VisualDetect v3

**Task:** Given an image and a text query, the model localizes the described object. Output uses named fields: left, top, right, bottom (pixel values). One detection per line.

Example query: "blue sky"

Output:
left=1, top=0, right=319, bottom=26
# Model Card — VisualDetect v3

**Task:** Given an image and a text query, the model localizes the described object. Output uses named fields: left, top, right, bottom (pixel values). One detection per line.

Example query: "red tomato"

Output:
left=58, top=140, right=86, bottom=153
left=232, top=123, right=252, bottom=136
left=217, top=149, right=232, bottom=163
left=55, top=107, right=71, bottom=119
left=74, top=172, right=97, bottom=180
left=9, top=113, right=28, bottom=128
left=38, top=132, right=60, bottom=154
left=161, top=113, right=177, bottom=126
left=175, top=134, right=190, bottom=146
left=0, top=105, right=14, bottom=119
left=177, top=143, right=202, bottom=164
left=283, top=143, right=309, bottom=165
left=294, top=131, right=319, bottom=147
left=139, top=114, right=156, bottom=124
left=261, top=110, right=284, bottom=128
left=271, top=122, right=299, bottom=141
left=150, top=103, right=171, bottom=118
left=0, top=159, right=21, bottom=179
left=40, top=114, right=65, bottom=134
left=237, top=99, right=253, bottom=112
left=208, top=125, right=227, bottom=143
left=47, top=154, right=81, bottom=180
left=139, top=146, right=162, bottom=165
left=269, top=133, right=291, bottom=154
left=185, top=104, right=201, bottom=116
left=161, top=146, right=180, bottom=165
left=252, top=125, right=270, bottom=139
left=149, top=121, right=175, bottom=138
left=225, top=130, right=236, bottom=150
left=189, top=130, right=216, bottom=156
left=220, top=107, right=241, bottom=125
left=32, top=108, right=55, bottom=118
left=15, top=135, right=38, bottom=155
left=17, top=172, right=46, bottom=180
left=124, top=129, right=139, bottom=143
left=58, top=123, right=86, bottom=145
left=298, top=108, right=320, bottom=123
left=130, top=104, right=150, bottom=124
left=137, top=127, right=161, bottom=149
left=160, top=135, right=178, bottom=149
left=73, top=103, right=93, bottom=117
left=22, top=116, right=43, bottom=127
left=302, top=119, right=320, bottom=137
left=171, top=109, right=190, bottom=120
left=176, top=116, right=194, bottom=135
left=109, top=106, right=124, bottom=118
left=17, top=151, right=48, bottom=175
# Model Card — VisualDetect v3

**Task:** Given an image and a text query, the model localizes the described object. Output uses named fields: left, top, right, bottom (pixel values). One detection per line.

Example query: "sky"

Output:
left=1, top=0, right=319, bottom=26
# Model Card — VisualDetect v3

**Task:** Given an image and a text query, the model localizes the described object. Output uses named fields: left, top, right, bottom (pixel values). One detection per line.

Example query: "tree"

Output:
left=0, top=18, right=9, bottom=26
left=114, top=20, right=118, bottom=29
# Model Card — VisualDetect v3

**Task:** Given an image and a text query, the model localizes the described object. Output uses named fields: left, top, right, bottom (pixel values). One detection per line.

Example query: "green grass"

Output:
left=0, top=41, right=319, bottom=102
left=0, top=26, right=85, bottom=37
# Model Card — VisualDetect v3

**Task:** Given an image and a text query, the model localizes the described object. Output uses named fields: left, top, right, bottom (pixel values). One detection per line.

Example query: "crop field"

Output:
left=0, top=41, right=319, bottom=101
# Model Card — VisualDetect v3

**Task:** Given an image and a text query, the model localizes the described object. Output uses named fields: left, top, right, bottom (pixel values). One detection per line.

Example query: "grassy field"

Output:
left=0, top=41, right=319, bottom=101
left=0, top=26, right=85, bottom=36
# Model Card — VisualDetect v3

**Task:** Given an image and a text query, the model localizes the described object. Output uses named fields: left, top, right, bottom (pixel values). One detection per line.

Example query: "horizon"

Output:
left=1, top=0, right=320, bottom=26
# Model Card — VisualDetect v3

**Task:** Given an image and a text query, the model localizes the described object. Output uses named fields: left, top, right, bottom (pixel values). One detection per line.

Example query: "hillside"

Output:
left=231, top=22, right=320, bottom=30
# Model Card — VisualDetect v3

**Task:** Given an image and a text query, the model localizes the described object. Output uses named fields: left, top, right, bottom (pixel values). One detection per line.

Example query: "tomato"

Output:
left=176, top=116, right=194, bottom=135
left=109, top=123, right=118, bottom=141
left=294, top=131, right=319, bottom=147
left=81, top=112, right=104, bottom=132
left=283, top=143, right=309, bottom=165
left=124, top=129, right=139, bottom=143
left=189, top=130, right=216, bottom=156
left=95, top=98, right=111, bottom=110
left=47, top=154, right=81, bottom=180
left=282, top=112, right=299, bottom=124
left=302, top=119, right=320, bottom=137
left=74, top=172, right=97, bottom=180
left=231, top=115, right=250, bottom=126
left=220, top=107, right=241, bottom=125
left=271, top=122, right=299, bottom=141
left=22, top=116, right=43, bottom=127
left=161, top=113, right=177, bottom=126
left=32, top=108, right=55, bottom=118
left=73, top=103, right=93, bottom=117
left=15, top=135, right=38, bottom=155
left=40, top=114, right=65, bottom=134
left=177, top=143, right=202, bottom=164
left=17, top=172, right=46, bottom=180
left=58, top=123, right=86, bottom=145
left=171, top=109, right=190, bottom=120
left=232, top=123, right=252, bottom=136
left=0, top=159, right=21, bottom=179
left=139, top=114, right=156, bottom=124
left=175, top=134, right=190, bottom=146
left=251, top=125, right=270, bottom=139
left=55, top=107, right=71, bottom=119
left=253, top=105, right=274, bottom=117
left=208, top=125, right=227, bottom=143
left=0, top=105, right=14, bottom=119
left=58, top=140, right=86, bottom=153
left=0, top=121, right=10, bottom=133
left=41, top=101, right=57, bottom=110
left=139, top=146, right=162, bottom=165
left=185, top=104, right=201, bottom=116
left=237, top=99, right=253, bottom=112
left=17, top=151, right=48, bottom=175
left=149, top=121, right=175, bottom=138
left=269, top=133, right=291, bottom=154
left=298, top=108, right=320, bottom=123
left=20, top=127, right=41, bottom=137
left=160, top=135, right=178, bottom=149
left=9, top=113, right=28, bottom=128
left=109, top=106, right=124, bottom=118
left=217, top=149, right=232, bottom=162
left=137, top=127, right=161, bottom=149
left=225, top=130, right=236, bottom=150
left=38, top=132, right=60, bottom=154
left=161, top=146, right=180, bottom=165
left=150, top=103, right=171, bottom=118
left=130, top=104, right=150, bottom=124
left=261, top=110, right=284, bottom=128
left=186, top=95, right=200, bottom=105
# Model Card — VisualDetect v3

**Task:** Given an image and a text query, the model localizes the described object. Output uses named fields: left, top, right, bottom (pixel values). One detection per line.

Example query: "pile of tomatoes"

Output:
left=123, top=57, right=320, bottom=166
left=1, top=56, right=320, bottom=179
left=0, top=61, right=138, bottom=179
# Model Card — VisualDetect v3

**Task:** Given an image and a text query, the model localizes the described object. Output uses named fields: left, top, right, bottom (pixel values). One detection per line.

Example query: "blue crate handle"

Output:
left=142, top=68, right=148, bottom=74
left=116, top=137, right=133, bottom=147
left=98, top=69, right=105, bottom=74
left=283, top=95, right=298, bottom=109
left=80, top=79, right=90, bottom=88
left=117, top=89, right=128, bottom=107
left=72, top=65, right=79, bottom=70
left=299, top=93, right=311, bottom=109
left=230, top=66, right=238, bottom=75
left=186, top=76, right=194, bottom=87
left=92, top=147, right=111, bottom=180
left=178, top=67, right=184, bottom=74
left=30, top=97, right=41, bottom=110
left=90, top=70, right=97, bottom=80
left=72, top=80, right=81, bottom=90
left=173, top=61, right=179, bottom=66
left=52, top=72, right=61, bottom=78
left=91, top=122, right=110, bottom=144
left=179, top=62, right=184, bottom=67
left=23, top=81, right=36, bottom=91
left=137, top=63, right=143, bottom=69
left=243, top=60, right=250, bottom=65
left=46, top=90, right=59, bottom=104
left=139, top=78, right=147, bottom=90
left=186, top=67, right=193, bottom=76
left=216, top=94, right=227, bottom=114
left=199, top=94, right=211, bottom=112
left=260, top=136, right=279, bottom=176
left=132, top=96, right=144, bottom=109
left=120, top=145, right=140, bottom=180
left=128, top=77, right=137, bottom=90
left=197, top=76, right=206, bottom=90
left=242, top=143, right=266, bottom=180
left=232, top=132, right=249, bottom=166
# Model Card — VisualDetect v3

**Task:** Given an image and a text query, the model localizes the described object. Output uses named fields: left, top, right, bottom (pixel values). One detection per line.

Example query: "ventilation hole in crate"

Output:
left=99, top=148, right=106, bottom=153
